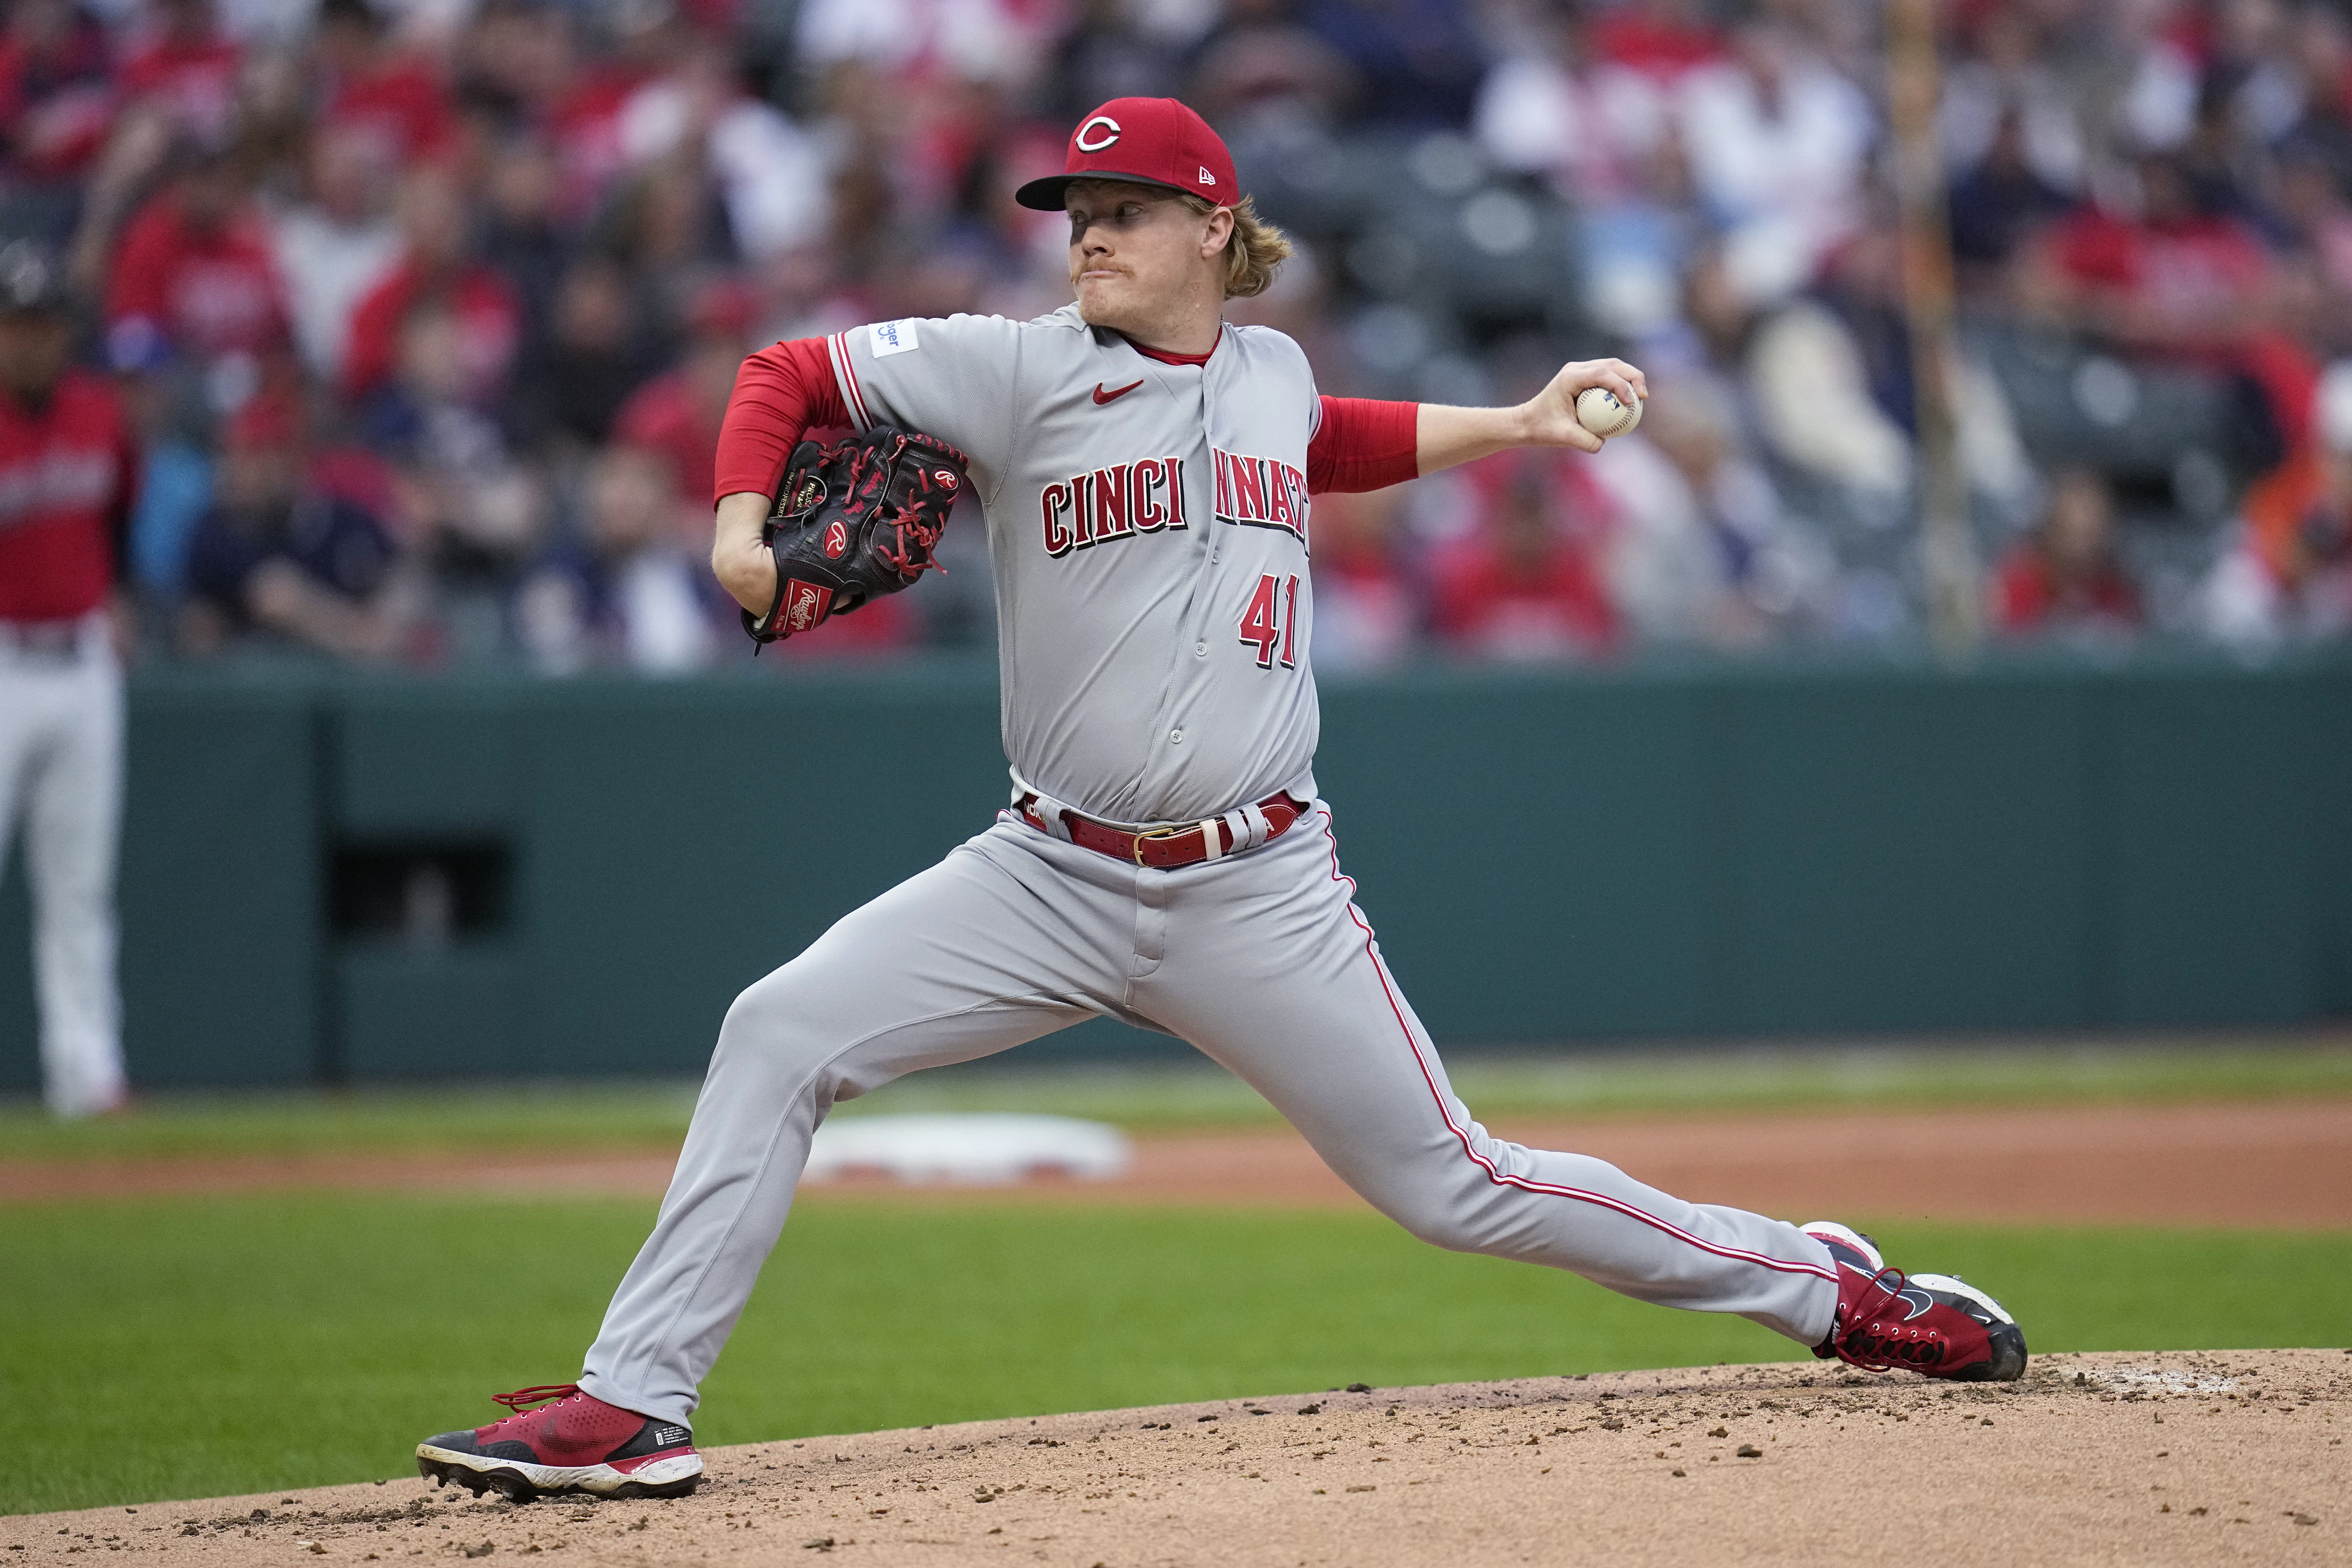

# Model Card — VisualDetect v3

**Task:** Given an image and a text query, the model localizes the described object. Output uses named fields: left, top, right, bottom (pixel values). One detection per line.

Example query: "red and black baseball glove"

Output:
left=742, top=426, right=971, bottom=646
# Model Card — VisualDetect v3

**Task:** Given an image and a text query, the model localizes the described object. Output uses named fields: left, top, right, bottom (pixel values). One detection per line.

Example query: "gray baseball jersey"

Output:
left=574, top=309, right=1845, bottom=1429
left=826, top=305, right=1318, bottom=825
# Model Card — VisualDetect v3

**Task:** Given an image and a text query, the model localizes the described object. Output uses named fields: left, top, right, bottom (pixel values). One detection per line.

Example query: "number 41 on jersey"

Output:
left=1240, top=573, right=1300, bottom=670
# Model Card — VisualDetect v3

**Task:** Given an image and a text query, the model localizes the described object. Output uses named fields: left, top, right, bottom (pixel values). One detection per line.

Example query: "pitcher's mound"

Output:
left=9, top=1350, right=2343, bottom=1566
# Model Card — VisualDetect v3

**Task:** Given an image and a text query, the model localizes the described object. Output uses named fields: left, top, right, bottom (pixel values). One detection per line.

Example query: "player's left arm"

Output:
left=1414, top=357, right=1647, bottom=472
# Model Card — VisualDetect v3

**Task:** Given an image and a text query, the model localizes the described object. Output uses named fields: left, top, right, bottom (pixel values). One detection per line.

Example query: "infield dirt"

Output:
left=10, top=1349, right=2343, bottom=1567
left=9, top=1099, right=2350, bottom=1228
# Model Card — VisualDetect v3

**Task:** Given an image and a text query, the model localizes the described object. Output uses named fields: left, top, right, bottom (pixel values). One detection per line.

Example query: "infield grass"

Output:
left=4, top=1192, right=2347, bottom=1516
left=5, top=1036, right=2351, bottom=1160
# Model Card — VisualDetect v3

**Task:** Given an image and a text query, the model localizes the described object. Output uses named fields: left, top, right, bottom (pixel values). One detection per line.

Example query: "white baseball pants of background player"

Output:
left=0, top=613, right=125, bottom=1118
left=581, top=806, right=1842, bottom=1424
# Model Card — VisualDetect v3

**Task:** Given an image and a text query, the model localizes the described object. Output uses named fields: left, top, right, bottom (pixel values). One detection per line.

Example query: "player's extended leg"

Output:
left=1142, top=804, right=2024, bottom=1380
left=580, top=823, right=1158, bottom=1423
left=419, top=822, right=1146, bottom=1499
left=15, top=651, right=125, bottom=1119
left=1140, top=805, right=1840, bottom=1343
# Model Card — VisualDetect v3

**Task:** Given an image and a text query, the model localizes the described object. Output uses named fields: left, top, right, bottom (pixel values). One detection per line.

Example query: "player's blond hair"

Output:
left=1181, top=193, right=1292, bottom=299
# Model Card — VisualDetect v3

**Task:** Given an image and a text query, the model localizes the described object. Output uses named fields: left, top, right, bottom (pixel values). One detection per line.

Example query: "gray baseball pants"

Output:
left=0, top=622, right=125, bottom=1119
left=580, top=805, right=1840, bottom=1424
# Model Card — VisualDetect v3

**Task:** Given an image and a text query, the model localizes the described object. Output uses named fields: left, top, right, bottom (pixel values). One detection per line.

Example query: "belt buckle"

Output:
left=1131, top=824, right=1193, bottom=866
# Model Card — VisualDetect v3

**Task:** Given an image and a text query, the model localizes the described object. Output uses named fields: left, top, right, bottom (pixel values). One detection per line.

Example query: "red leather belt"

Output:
left=1019, top=791, right=1307, bottom=869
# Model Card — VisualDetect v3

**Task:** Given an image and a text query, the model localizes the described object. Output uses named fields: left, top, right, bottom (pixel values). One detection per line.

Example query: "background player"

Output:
left=0, top=239, right=137, bottom=1122
left=416, top=97, right=2026, bottom=1504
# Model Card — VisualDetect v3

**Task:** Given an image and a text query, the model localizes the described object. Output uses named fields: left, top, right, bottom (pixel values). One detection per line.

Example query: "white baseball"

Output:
left=1575, top=385, right=1643, bottom=439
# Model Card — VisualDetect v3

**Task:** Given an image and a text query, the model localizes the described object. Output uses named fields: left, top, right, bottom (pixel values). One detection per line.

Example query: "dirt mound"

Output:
left=10, top=1349, right=2344, bottom=1566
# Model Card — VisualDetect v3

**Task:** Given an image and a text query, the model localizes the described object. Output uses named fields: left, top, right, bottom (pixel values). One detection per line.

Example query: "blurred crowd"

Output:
left=15, top=0, right=2352, bottom=670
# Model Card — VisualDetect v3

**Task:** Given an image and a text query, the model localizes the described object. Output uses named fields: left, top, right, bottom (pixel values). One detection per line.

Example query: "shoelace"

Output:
left=485, top=1384, right=584, bottom=1429
left=1833, top=1266, right=1924, bottom=1372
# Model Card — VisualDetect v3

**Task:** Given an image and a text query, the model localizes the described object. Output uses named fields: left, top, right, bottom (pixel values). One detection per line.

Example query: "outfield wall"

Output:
left=3, top=651, right=2348, bottom=1090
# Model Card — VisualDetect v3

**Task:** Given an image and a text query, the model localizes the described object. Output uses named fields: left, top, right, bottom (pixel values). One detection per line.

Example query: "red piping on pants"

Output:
left=1316, top=809, right=1837, bottom=1286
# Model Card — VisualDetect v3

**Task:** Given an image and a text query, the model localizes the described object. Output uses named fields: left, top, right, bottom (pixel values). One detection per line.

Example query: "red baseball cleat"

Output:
left=1803, top=1222, right=2028, bottom=1383
left=416, top=1384, right=702, bottom=1502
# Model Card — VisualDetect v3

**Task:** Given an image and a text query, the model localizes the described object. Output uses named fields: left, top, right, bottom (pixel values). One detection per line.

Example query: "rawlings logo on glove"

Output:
left=743, top=426, right=971, bottom=646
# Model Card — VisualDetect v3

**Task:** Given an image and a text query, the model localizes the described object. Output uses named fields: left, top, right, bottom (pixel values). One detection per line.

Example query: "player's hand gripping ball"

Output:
left=744, top=425, right=971, bottom=645
left=1575, top=385, right=1643, bottom=439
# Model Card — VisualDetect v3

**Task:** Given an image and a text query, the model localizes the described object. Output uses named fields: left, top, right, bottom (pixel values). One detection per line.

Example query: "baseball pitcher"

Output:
left=416, top=98, right=2026, bottom=1503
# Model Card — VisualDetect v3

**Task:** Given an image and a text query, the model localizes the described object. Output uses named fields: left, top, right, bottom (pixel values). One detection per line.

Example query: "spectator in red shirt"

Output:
left=1306, top=483, right=1416, bottom=670
left=342, top=163, right=522, bottom=404
left=612, top=276, right=757, bottom=537
left=0, top=239, right=137, bottom=1118
left=543, top=38, right=648, bottom=220
left=103, top=148, right=288, bottom=374
left=314, top=0, right=457, bottom=169
left=1429, top=450, right=1618, bottom=660
left=1994, top=467, right=2140, bottom=636
left=2049, top=155, right=2275, bottom=360
left=1588, top=0, right=1722, bottom=81
left=0, top=0, right=116, bottom=188
left=2038, top=151, right=2322, bottom=457
left=118, top=0, right=240, bottom=149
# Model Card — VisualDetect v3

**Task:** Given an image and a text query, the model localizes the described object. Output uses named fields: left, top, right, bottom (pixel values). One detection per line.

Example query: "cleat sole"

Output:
left=416, top=1445, right=703, bottom=1502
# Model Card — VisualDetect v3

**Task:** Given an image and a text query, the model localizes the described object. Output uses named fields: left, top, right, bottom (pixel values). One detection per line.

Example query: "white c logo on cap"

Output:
left=1075, top=115, right=1121, bottom=153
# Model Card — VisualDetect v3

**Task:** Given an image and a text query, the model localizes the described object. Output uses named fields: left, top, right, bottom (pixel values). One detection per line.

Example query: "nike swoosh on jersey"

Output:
left=1092, top=379, right=1145, bottom=405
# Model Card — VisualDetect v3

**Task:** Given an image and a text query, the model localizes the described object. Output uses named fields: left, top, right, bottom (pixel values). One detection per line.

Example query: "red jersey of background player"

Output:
left=0, top=366, right=136, bottom=621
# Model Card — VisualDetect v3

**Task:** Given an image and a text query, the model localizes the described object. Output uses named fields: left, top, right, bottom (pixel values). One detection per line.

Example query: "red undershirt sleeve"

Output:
left=711, top=336, right=851, bottom=506
left=1306, top=395, right=1420, bottom=495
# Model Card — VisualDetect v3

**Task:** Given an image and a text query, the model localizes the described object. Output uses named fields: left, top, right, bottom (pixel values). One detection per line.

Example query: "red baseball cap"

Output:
left=1014, top=97, right=1240, bottom=212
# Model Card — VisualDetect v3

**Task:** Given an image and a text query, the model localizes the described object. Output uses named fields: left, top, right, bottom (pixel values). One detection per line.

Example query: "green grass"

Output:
left=854, top=1037, right=2352, bottom=1127
left=6, top=1037, right=2352, bottom=1161
left=3, top=1192, right=2346, bottom=1516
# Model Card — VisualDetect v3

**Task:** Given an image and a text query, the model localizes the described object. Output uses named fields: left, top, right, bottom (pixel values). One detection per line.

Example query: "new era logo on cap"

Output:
left=1014, top=98, right=1238, bottom=212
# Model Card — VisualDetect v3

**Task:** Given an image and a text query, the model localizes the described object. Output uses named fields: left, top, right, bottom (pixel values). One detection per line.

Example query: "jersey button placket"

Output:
left=1156, top=363, right=1217, bottom=771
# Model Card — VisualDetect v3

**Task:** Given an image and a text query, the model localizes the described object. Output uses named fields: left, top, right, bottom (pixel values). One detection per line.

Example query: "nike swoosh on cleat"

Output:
left=1092, top=379, right=1145, bottom=405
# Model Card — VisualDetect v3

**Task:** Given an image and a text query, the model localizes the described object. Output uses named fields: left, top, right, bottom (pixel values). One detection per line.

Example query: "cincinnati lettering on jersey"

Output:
left=0, top=448, right=117, bottom=532
left=1041, top=456, right=1187, bottom=558
left=1210, top=447, right=1309, bottom=549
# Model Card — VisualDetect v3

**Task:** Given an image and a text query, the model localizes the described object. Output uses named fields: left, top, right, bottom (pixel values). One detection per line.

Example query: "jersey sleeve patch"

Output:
left=869, top=319, right=921, bottom=357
